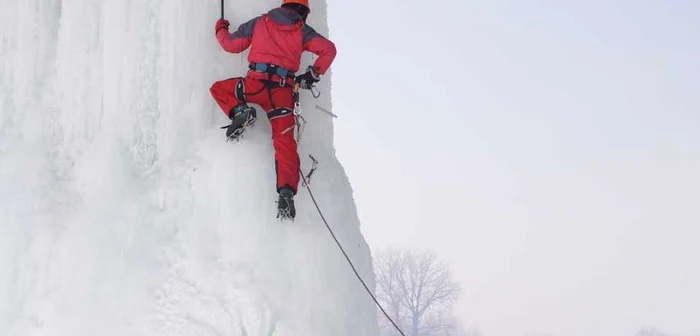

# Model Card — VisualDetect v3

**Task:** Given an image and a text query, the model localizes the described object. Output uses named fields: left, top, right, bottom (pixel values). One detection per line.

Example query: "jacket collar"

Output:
left=268, top=7, right=303, bottom=25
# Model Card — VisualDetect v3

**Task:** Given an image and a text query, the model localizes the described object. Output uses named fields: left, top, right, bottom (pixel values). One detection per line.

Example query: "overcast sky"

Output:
left=326, top=0, right=700, bottom=335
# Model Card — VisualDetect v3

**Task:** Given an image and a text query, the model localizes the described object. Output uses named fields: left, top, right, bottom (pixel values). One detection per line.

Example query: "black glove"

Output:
left=296, top=67, right=320, bottom=90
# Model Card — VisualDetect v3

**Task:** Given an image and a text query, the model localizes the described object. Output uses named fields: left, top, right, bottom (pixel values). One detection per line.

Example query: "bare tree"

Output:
left=374, top=248, right=462, bottom=336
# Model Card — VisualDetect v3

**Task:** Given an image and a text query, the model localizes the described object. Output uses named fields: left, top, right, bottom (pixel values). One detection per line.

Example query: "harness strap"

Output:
left=268, top=107, right=293, bottom=120
left=249, top=63, right=297, bottom=87
left=235, top=80, right=245, bottom=101
left=235, top=77, right=266, bottom=103
left=249, top=63, right=296, bottom=79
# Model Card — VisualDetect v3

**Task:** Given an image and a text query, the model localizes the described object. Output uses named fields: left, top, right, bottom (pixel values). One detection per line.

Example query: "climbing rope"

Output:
left=299, top=170, right=407, bottom=336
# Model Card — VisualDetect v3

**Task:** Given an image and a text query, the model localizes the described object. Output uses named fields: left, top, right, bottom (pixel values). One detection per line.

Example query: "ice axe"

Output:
left=220, top=0, right=225, bottom=19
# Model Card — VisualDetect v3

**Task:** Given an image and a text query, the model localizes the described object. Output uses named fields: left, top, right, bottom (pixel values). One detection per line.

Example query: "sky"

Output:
left=326, top=0, right=700, bottom=335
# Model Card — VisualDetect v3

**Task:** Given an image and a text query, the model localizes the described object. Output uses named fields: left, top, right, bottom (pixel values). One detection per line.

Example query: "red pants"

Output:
left=210, top=76, right=300, bottom=194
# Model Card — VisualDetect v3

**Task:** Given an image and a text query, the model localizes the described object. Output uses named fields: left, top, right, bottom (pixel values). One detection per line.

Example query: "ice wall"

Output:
left=0, top=0, right=378, bottom=335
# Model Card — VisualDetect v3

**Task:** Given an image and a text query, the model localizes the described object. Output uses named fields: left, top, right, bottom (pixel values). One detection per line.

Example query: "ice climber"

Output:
left=210, top=0, right=336, bottom=220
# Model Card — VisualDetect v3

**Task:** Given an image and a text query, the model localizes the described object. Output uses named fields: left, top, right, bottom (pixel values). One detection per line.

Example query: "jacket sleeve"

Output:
left=302, top=25, right=337, bottom=75
left=217, top=16, right=261, bottom=54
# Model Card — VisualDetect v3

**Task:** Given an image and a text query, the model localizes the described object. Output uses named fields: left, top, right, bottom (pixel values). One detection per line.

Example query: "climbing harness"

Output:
left=249, top=62, right=296, bottom=87
left=222, top=62, right=298, bottom=140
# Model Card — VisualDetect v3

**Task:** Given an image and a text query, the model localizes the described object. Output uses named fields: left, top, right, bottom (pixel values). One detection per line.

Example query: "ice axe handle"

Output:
left=221, top=0, right=224, bottom=19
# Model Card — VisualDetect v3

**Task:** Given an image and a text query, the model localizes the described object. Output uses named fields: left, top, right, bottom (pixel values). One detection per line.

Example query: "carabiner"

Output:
left=311, top=85, right=321, bottom=99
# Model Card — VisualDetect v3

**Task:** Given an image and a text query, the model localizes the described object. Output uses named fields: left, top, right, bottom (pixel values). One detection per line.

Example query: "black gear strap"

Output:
left=235, top=80, right=245, bottom=101
left=268, top=107, right=293, bottom=120
left=235, top=78, right=266, bottom=102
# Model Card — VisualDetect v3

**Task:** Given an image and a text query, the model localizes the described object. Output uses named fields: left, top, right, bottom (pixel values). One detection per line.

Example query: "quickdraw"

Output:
left=302, top=155, right=319, bottom=187
left=281, top=84, right=308, bottom=142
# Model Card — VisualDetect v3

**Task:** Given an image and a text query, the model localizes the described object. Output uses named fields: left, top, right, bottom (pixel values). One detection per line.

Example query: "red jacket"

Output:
left=217, top=7, right=337, bottom=77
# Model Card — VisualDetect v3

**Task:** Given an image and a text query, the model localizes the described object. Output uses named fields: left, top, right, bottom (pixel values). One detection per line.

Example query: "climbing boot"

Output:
left=277, top=187, right=296, bottom=220
left=225, top=104, right=257, bottom=141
